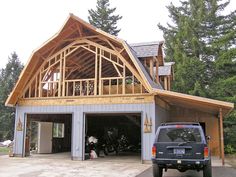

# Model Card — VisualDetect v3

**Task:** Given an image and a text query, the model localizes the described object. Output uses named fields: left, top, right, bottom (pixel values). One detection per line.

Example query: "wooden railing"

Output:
left=101, top=77, right=124, bottom=95
left=41, top=81, right=59, bottom=97
left=65, top=78, right=95, bottom=96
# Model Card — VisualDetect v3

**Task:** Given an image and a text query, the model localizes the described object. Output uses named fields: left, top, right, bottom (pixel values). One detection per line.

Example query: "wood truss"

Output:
left=22, top=36, right=147, bottom=99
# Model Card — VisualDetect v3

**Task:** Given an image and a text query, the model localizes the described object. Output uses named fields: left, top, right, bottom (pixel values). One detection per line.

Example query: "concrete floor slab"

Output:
left=0, top=154, right=150, bottom=177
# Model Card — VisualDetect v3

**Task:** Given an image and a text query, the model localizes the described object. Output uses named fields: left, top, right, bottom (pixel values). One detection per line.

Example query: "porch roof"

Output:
left=154, top=89, right=234, bottom=116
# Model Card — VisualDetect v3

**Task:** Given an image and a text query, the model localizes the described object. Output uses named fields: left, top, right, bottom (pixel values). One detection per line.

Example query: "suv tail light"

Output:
left=204, top=147, right=209, bottom=158
left=152, top=146, right=157, bottom=158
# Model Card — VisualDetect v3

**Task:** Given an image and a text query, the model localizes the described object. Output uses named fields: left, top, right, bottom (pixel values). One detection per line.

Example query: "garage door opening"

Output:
left=84, top=113, right=142, bottom=161
left=25, top=114, right=72, bottom=159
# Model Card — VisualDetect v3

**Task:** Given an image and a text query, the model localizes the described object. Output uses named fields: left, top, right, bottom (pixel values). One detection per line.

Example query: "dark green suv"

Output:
left=152, top=122, right=212, bottom=177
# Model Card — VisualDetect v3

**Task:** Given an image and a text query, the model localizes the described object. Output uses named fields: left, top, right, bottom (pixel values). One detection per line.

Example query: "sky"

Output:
left=0, top=0, right=235, bottom=68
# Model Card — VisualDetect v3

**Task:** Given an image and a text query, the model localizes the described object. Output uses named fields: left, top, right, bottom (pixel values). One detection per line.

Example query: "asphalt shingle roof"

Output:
left=155, top=62, right=175, bottom=76
left=129, top=41, right=160, bottom=58
left=126, top=42, right=163, bottom=89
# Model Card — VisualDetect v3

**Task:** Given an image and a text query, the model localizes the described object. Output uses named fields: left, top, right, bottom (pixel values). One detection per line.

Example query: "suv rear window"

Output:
left=157, top=127, right=202, bottom=143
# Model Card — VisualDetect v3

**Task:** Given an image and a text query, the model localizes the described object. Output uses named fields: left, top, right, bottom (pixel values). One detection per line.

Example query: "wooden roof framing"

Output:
left=6, top=14, right=153, bottom=106
left=5, top=14, right=234, bottom=116
left=154, top=89, right=234, bottom=116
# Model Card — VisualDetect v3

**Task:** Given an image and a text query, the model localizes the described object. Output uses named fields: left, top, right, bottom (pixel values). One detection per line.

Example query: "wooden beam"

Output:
left=80, top=39, right=144, bottom=81
left=94, top=47, right=98, bottom=95
left=219, top=108, right=225, bottom=166
left=168, top=76, right=171, bottom=91
left=18, top=94, right=155, bottom=106
left=155, top=57, right=159, bottom=83
left=99, top=49, right=102, bottom=95
left=122, top=64, right=125, bottom=94
left=164, top=76, right=168, bottom=90
left=149, top=58, right=154, bottom=80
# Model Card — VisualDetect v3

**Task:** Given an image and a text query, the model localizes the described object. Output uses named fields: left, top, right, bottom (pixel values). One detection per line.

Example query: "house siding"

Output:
left=14, top=102, right=158, bottom=161
left=155, top=104, right=169, bottom=132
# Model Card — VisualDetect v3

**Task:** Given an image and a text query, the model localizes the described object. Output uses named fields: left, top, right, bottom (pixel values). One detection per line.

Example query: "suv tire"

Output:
left=203, top=160, right=212, bottom=177
left=153, top=164, right=163, bottom=177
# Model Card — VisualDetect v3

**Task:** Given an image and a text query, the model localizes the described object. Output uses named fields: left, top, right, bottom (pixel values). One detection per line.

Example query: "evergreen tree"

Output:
left=159, top=0, right=236, bottom=152
left=158, top=0, right=236, bottom=95
left=0, top=52, right=23, bottom=140
left=88, top=0, right=122, bottom=36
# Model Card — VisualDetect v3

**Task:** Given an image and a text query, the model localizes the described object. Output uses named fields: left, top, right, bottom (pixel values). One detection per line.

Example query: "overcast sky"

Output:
left=0, top=0, right=235, bottom=68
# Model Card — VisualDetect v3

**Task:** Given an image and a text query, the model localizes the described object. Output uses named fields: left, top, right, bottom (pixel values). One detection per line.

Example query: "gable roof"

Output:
left=5, top=14, right=156, bottom=106
left=158, top=65, right=171, bottom=76
left=130, top=41, right=162, bottom=58
left=126, top=43, right=163, bottom=89
left=157, top=62, right=175, bottom=76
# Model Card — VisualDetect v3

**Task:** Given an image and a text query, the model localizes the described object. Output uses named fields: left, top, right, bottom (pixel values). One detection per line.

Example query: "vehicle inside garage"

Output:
left=25, top=114, right=72, bottom=157
left=84, top=113, right=141, bottom=160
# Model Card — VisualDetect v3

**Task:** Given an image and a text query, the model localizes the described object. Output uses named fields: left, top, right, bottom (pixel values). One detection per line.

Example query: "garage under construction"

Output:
left=6, top=14, right=233, bottom=164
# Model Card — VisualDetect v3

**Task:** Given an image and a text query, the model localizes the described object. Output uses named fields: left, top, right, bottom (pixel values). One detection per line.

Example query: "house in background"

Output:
left=6, top=14, right=233, bottom=164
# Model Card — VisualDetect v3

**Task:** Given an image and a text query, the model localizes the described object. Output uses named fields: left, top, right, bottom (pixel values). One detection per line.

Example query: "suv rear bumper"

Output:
left=152, top=158, right=210, bottom=168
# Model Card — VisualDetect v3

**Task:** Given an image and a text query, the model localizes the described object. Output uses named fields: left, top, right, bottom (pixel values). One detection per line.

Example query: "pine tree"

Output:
left=88, top=0, right=122, bottom=36
left=159, top=0, right=236, bottom=152
left=158, top=0, right=236, bottom=96
left=0, top=52, right=23, bottom=140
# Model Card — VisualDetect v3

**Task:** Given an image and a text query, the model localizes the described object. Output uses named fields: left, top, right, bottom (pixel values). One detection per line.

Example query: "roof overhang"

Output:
left=154, top=89, right=234, bottom=116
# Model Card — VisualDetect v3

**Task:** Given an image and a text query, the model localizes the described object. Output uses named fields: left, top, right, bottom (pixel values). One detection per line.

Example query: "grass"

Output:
left=0, top=147, right=9, bottom=154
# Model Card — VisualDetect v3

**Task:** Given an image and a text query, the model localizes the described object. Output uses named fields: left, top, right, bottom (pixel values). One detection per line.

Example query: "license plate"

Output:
left=174, top=149, right=185, bottom=154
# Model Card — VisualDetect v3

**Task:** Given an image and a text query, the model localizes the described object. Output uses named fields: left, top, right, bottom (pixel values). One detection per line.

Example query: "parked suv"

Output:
left=152, top=122, right=212, bottom=177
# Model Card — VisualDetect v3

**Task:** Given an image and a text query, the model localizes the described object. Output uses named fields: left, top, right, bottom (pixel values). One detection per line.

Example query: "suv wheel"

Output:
left=153, top=164, right=163, bottom=177
left=203, top=160, right=212, bottom=177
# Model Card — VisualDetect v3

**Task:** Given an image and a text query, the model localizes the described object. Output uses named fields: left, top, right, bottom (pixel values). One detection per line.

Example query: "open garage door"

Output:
left=25, top=114, right=72, bottom=158
left=84, top=113, right=142, bottom=162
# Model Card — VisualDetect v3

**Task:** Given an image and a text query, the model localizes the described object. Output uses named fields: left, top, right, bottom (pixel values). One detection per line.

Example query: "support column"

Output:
left=149, top=58, right=154, bottom=80
left=219, top=108, right=225, bottom=165
left=99, top=49, right=102, bottom=95
left=94, top=47, right=98, bottom=95
left=164, top=76, right=168, bottom=90
left=155, top=58, right=159, bottom=83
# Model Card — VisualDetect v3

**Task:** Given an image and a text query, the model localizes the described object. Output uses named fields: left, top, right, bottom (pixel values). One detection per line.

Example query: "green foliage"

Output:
left=159, top=0, right=236, bottom=150
left=225, top=144, right=235, bottom=154
left=0, top=52, right=23, bottom=141
left=0, top=147, right=9, bottom=153
left=88, top=0, right=122, bottom=36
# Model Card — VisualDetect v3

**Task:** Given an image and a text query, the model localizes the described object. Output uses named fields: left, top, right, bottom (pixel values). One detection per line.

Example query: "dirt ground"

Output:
left=0, top=154, right=150, bottom=177
left=226, top=154, right=236, bottom=168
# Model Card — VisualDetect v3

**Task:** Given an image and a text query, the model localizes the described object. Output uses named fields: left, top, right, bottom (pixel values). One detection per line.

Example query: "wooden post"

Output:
left=99, top=49, right=102, bottom=95
left=62, top=52, right=66, bottom=97
left=155, top=58, right=159, bottom=83
left=168, top=76, right=171, bottom=91
left=94, top=47, right=98, bottom=95
left=164, top=76, right=168, bottom=90
left=122, top=64, right=126, bottom=94
left=132, top=74, right=135, bottom=94
left=39, top=69, right=42, bottom=97
left=149, top=58, right=154, bottom=80
left=35, top=75, right=37, bottom=97
left=219, top=108, right=225, bottom=166
left=144, top=59, right=147, bottom=67
left=58, top=53, right=62, bottom=97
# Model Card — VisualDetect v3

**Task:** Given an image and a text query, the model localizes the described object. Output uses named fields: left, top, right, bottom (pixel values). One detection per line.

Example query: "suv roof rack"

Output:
left=160, top=122, right=200, bottom=126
